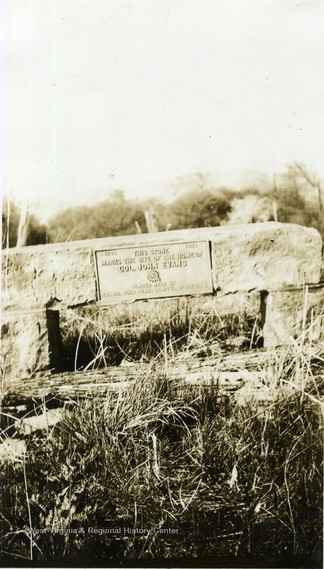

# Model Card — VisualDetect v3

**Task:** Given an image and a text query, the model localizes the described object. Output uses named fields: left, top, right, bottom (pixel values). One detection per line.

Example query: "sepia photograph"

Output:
left=1, top=1, right=324, bottom=567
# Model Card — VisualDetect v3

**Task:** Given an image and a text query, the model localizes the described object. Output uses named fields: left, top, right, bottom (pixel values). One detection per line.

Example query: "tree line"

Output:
left=2, top=163, right=323, bottom=248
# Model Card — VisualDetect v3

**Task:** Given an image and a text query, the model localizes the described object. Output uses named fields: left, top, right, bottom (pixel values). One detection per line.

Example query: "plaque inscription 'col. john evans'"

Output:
left=95, top=241, right=213, bottom=304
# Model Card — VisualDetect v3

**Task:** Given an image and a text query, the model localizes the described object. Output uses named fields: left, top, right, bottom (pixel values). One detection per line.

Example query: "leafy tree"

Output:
left=47, top=192, right=149, bottom=243
left=168, top=188, right=232, bottom=229
left=44, top=166, right=324, bottom=245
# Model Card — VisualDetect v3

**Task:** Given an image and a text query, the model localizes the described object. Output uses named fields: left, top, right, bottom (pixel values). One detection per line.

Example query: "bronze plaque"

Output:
left=95, top=241, right=213, bottom=303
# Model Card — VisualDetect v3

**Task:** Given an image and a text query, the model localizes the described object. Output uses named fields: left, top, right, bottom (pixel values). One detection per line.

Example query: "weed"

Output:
left=1, top=299, right=323, bottom=565
left=0, top=344, right=323, bottom=564
left=58, top=297, right=262, bottom=372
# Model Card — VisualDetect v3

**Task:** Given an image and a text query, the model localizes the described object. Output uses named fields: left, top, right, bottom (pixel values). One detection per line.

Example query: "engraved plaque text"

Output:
left=95, top=241, right=213, bottom=303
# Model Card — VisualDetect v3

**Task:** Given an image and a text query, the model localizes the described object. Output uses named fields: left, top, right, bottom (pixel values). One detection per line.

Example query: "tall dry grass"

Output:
left=0, top=335, right=323, bottom=565
left=1, top=293, right=323, bottom=565
left=58, top=296, right=262, bottom=371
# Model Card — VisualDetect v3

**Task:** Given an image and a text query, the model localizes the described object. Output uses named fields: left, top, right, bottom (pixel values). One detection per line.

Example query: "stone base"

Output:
left=2, top=284, right=323, bottom=381
left=1, top=310, right=60, bottom=382
left=263, top=286, right=324, bottom=348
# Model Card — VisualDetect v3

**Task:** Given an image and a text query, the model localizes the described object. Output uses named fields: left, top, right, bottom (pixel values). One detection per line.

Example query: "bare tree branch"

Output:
left=292, top=162, right=323, bottom=212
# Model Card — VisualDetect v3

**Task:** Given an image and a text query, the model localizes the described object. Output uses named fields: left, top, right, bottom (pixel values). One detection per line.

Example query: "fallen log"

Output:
left=1, top=349, right=291, bottom=407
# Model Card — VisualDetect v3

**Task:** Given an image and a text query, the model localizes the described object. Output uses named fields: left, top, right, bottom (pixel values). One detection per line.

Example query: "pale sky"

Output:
left=2, top=0, right=324, bottom=220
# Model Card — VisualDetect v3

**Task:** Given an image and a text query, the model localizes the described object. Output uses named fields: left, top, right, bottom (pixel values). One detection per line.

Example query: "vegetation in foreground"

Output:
left=0, top=341, right=323, bottom=566
left=58, top=297, right=262, bottom=371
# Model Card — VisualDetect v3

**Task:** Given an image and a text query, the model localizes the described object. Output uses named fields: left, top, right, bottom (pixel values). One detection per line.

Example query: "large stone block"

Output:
left=1, top=223, right=322, bottom=380
left=210, top=223, right=322, bottom=292
left=2, top=223, right=322, bottom=311
left=2, top=246, right=96, bottom=310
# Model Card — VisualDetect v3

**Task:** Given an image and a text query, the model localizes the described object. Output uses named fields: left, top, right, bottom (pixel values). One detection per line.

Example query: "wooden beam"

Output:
left=1, top=350, right=282, bottom=406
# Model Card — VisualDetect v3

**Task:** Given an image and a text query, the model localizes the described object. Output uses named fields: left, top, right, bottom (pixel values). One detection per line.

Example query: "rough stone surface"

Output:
left=2, top=223, right=322, bottom=309
left=1, top=223, right=322, bottom=380
left=263, top=286, right=324, bottom=348
left=2, top=247, right=96, bottom=310
left=210, top=224, right=322, bottom=292
left=1, top=311, right=52, bottom=381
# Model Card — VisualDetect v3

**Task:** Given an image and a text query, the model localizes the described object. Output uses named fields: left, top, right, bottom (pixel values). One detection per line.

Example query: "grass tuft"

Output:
left=0, top=344, right=323, bottom=564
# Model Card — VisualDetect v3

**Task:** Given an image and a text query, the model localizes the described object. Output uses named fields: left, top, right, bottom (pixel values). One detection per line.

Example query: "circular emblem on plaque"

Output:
left=147, top=270, right=161, bottom=282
